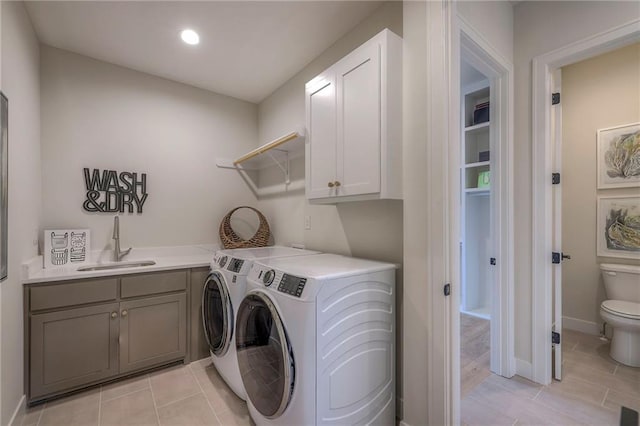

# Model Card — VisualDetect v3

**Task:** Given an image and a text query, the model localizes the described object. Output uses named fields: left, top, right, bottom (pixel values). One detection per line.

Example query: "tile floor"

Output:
left=15, top=327, right=640, bottom=426
left=462, top=328, right=640, bottom=425
left=16, top=358, right=254, bottom=426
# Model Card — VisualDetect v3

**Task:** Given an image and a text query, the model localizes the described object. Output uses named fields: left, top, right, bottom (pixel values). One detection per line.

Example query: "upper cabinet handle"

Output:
left=328, top=182, right=335, bottom=188
left=334, top=181, right=341, bottom=187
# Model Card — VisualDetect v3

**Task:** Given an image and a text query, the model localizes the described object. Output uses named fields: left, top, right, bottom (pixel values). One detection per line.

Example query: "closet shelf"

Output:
left=464, top=121, right=490, bottom=135
left=464, top=161, right=490, bottom=169
left=465, top=187, right=490, bottom=196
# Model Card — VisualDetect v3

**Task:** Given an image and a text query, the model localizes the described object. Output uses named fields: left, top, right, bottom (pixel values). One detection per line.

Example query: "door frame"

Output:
left=530, top=19, right=640, bottom=386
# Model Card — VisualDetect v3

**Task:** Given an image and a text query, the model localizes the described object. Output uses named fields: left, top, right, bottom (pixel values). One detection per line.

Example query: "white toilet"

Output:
left=600, top=263, right=640, bottom=367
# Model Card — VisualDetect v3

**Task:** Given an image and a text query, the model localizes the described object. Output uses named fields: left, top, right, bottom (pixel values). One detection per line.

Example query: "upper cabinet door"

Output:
left=306, top=74, right=337, bottom=200
left=305, top=28, right=402, bottom=203
left=335, top=41, right=381, bottom=197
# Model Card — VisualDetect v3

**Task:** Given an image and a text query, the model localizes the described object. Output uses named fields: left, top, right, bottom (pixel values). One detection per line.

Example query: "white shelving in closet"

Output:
left=460, top=80, right=492, bottom=320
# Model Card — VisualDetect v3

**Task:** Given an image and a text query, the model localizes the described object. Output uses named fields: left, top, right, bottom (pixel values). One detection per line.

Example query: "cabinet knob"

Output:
left=121, top=310, right=128, bottom=317
left=334, top=181, right=341, bottom=187
left=328, top=182, right=335, bottom=188
left=111, top=312, right=117, bottom=319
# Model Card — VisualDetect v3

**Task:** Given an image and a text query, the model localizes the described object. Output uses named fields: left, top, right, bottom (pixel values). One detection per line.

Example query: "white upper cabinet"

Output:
left=305, top=29, right=402, bottom=203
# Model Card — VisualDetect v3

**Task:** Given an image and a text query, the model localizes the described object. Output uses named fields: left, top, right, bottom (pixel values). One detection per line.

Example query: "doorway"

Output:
left=457, top=17, right=515, bottom=401
left=531, top=21, right=640, bottom=386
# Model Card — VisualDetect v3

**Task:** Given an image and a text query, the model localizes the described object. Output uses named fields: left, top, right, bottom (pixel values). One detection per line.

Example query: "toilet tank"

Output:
left=600, top=263, right=640, bottom=302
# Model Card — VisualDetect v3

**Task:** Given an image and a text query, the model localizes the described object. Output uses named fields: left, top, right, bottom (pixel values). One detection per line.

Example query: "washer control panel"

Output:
left=277, top=274, right=307, bottom=298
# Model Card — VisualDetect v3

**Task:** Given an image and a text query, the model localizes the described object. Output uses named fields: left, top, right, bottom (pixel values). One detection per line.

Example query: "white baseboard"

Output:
left=515, top=358, right=532, bottom=381
left=563, top=316, right=600, bottom=336
left=8, top=395, right=26, bottom=426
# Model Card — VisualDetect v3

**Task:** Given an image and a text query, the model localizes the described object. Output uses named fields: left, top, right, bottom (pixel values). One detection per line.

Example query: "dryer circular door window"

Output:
left=202, top=272, right=233, bottom=356
left=236, top=292, right=294, bottom=419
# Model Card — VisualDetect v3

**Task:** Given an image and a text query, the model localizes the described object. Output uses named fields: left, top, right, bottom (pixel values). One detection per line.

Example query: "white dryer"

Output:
left=236, top=254, right=396, bottom=425
left=202, top=246, right=319, bottom=400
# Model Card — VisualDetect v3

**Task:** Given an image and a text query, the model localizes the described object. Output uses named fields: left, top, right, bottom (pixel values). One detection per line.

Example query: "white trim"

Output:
left=8, top=395, right=26, bottom=426
left=515, top=359, right=533, bottom=381
left=425, top=1, right=455, bottom=424
left=531, top=19, right=640, bottom=386
left=563, top=316, right=601, bottom=336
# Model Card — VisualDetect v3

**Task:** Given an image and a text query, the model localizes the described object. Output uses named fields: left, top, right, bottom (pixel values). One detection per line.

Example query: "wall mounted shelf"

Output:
left=216, top=128, right=306, bottom=197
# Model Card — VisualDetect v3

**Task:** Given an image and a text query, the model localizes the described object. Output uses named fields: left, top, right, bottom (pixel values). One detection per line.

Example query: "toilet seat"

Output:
left=601, top=300, right=640, bottom=320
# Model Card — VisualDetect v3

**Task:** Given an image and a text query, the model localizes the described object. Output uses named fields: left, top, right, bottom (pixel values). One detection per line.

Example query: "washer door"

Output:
left=236, top=292, right=294, bottom=419
left=202, top=272, right=233, bottom=356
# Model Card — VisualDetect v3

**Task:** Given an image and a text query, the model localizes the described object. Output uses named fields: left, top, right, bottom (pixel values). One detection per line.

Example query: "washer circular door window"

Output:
left=236, top=292, right=294, bottom=419
left=202, top=272, right=233, bottom=356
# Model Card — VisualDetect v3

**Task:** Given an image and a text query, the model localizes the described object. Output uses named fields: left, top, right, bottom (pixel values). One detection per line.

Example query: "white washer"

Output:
left=202, top=246, right=319, bottom=400
left=236, top=253, right=396, bottom=425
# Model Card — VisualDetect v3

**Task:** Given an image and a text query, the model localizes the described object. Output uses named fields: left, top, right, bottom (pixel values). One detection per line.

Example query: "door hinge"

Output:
left=552, top=173, right=560, bottom=184
left=552, top=92, right=560, bottom=105
left=552, top=331, right=560, bottom=344
left=490, top=257, right=496, bottom=266
left=444, top=283, right=451, bottom=296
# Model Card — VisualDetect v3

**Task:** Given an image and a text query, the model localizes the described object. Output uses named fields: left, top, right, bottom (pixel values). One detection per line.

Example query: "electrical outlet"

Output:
left=304, top=215, right=311, bottom=230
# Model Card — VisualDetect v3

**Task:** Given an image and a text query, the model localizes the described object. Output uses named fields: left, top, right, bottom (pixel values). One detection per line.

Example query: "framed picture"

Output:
left=597, top=122, right=640, bottom=189
left=0, top=93, right=7, bottom=282
left=597, top=196, right=640, bottom=259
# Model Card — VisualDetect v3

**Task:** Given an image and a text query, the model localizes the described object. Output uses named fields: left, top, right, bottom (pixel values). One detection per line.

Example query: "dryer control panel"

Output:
left=227, top=258, right=245, bottom=273
left=277, top=274, right=307, bottom=298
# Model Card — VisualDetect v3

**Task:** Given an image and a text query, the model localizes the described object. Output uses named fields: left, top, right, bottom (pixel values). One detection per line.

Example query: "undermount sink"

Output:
left=77, top=260, right=156, bottom=272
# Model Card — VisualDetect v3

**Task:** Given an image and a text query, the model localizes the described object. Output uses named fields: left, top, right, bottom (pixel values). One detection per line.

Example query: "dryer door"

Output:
left=202, top=272, right=233, bottom=356
left=236, top=292, right=294, bottom=419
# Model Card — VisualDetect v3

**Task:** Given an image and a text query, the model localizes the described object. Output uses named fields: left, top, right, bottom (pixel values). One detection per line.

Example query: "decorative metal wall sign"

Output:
left=83, top=168, right=148, bottom=213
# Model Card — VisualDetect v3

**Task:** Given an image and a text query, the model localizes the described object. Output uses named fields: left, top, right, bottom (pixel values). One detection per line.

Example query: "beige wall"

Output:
left=40, top=47, right=259, bottom=251
left=1, top=1, right=41, bottom=423
left=561, top=43, right=640, bottom=333
left=514, top=1, right=640, bottom=366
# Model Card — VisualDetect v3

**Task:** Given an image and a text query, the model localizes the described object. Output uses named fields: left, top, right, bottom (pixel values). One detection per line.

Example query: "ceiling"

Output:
left=25, top=1, right=383, bottom=103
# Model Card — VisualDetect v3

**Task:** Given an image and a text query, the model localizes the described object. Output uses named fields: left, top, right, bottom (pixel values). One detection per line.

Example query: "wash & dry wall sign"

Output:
left=83, top=168, right=148, bottom=213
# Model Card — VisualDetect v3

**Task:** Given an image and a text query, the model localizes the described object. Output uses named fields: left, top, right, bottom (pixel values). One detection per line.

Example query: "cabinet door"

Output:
left=335, top=41, right=381, bottom=196
left=119, top=293, right=186, bottom=374
left=30, top=303, right=119, bottom=398
left=306, top=72, right=337, bottom=199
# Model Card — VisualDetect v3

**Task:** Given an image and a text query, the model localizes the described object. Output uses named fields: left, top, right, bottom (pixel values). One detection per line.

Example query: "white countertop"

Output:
left=22, top=244, right=218, bottom=284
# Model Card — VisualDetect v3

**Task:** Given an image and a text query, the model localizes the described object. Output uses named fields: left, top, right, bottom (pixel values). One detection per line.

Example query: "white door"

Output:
left=335, top=41, right=381, bottom=197
left=551, top=70, right=563, bottom=381
left=306, top=74, right=337, bottom=200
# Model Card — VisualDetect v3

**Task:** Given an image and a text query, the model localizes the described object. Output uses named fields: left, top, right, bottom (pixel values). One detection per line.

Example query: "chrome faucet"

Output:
left=113, top=216, right=132, bottom=261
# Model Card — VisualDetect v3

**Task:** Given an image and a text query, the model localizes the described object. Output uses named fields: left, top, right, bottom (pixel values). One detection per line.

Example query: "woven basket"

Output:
left=219, top=206, right=271, bottom=249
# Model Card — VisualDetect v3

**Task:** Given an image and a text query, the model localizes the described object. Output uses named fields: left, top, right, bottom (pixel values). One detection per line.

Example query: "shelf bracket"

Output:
left=266, top=150, right=290, bottom=185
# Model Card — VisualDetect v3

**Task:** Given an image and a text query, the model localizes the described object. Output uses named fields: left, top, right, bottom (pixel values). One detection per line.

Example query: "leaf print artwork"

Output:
left=604, top=130, right=640, bottom=179
left=598, top=124, right=640, bottom=189
left=605, top=208, right=640, bottom=252
left=598, top=197, right=640, bottom=259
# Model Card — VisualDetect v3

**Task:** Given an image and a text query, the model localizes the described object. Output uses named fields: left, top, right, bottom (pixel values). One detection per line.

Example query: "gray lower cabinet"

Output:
left=119, top=293, right=186, bottom=374
left=27, top=269, right=197, bottom=403
left=30, top=303, right=120, bottom=398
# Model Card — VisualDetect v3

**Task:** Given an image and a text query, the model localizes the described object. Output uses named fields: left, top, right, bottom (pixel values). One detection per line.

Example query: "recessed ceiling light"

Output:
left=180, top=29, right=199, bottom=45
